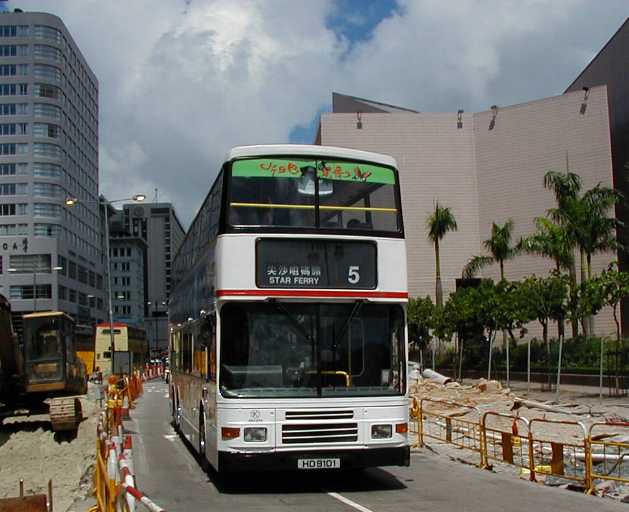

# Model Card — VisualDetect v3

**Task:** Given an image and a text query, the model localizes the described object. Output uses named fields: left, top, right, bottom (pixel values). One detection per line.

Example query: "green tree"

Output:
left=544, top=169, right=622, bottom=336
left=518, top=217, right=575, bottom=337
left=463, top=220, right=518, bottom=281
left=426, top=202, right=458, bottom=307
left=518, top=217, right=574, bottom=273
left=588, top=264, right=629, bottom=399
left=407, top=296, right=435, bottom=357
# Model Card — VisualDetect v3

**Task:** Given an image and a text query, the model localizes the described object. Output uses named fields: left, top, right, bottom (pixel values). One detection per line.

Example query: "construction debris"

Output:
left=422, top=369, right=452, bottom=385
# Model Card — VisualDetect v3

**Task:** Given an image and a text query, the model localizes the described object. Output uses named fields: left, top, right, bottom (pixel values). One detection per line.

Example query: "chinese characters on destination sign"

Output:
left=258, top=161, right=372, bottom=182
left=256, top=239, right=376, bottom=289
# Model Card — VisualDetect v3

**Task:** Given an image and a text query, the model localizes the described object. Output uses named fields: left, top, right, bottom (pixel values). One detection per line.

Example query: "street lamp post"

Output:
left=65, top=194, right=145, bottom=375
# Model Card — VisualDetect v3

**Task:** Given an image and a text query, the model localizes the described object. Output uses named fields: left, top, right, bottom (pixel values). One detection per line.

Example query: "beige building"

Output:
left=318, top=89, right=615, bottom=337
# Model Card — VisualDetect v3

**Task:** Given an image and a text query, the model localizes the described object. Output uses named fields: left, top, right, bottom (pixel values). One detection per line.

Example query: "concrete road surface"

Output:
left=129, top=380, right=625, bottom=511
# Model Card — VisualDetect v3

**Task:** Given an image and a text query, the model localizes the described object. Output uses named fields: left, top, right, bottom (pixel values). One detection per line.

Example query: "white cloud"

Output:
left=11, top=0, right=628, bottom=224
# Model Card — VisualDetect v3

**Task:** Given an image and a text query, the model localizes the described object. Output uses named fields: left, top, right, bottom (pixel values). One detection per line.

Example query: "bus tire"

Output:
left=173, top=391, right=182, bottom=433
left=198, top=409, right=209, bottom=472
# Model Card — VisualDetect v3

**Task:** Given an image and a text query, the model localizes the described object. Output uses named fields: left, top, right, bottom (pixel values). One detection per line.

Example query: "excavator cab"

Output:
left=22, top=312, right=86, bottom=395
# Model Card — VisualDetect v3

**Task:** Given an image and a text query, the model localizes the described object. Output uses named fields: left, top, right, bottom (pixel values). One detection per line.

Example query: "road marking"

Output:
left=327, top=492, right=374, bottom=512
left=163, top=434, right=178, bottom=442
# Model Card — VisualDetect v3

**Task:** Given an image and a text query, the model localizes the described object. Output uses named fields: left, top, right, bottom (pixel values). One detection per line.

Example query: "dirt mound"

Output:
left=0, top=390, right=100, bottom=511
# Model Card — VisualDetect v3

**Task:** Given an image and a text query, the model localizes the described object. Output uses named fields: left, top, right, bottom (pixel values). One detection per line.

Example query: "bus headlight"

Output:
left=244, top=427, right=267, bottom=442
left=371, top=424, right=392, bottom=439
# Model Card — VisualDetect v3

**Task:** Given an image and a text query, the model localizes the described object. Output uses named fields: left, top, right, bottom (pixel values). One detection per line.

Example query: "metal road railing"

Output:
left=528, top=418, right=590, bottom=487
left=416, top=398, right=483, bottom=466
left=410, top=395, right=629, bottom=496
left=481, top=412, right=533, bottom=477
left=588, top=422, right=629, bottom=495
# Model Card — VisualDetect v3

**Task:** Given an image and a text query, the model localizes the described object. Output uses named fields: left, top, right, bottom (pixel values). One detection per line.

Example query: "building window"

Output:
left=32, top=123, right=60, bottom=139
left=33, top=203, right=62, bottom=218
left=68, top=260, right=77, bottom=279
left=33, top=25, right=62, bottom=44
left=68, top=288, right=77, bottom=303
left=0, top=143, right=28, bottom=156
left=33, top=103, right=61, bottom=119
left=57, top=255, right=66, bottom=276
left=58, top=284, right=67, bottom=300
left=9, top=254, right=51, bottom=273
left=0, top=84, right=16, bottom=96
left=33, top=64, right=62, bottom=82
left=33, top=223, right=62, bottom=237
left=0, top=103, right=28, bottom=116
left=0, top=25, right=30, bottom=37
left=9, top=285, right=52, bottom=300
left=0, top=64, right=27, bottom=76
left=33, top=182, right=63, bottom=197
left=0, top=223, right=28, bottom=235
left=0, top=203, right=27, bottom=216
left=32, top=162, right=62, bottom=178
left=33, top=143, right=62, bottom=158
left=33, top=83, right=60, bottom=100
left=78, top=265, right=87, bottom=284
left=0, top=183, right=28, bottom=195
left=0, top=163, right=15, bottom=175
left=33, top=44, right=62, bottom=62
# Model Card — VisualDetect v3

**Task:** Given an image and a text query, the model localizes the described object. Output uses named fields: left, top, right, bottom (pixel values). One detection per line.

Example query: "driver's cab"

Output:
left=22, top=311, right=76, bottom=387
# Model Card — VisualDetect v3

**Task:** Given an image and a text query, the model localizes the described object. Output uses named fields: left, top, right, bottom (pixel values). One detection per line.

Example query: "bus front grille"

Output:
left=282, top=423, right=358, bottom=444
left=285, top=410, right=354, bottom=420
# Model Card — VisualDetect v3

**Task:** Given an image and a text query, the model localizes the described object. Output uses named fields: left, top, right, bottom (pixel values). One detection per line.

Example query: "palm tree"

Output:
left=519, top=217, right=575, bottom=338
left=545, top=169, right=622, bottom=336
left=463, top=220, right=518, bottom=281
left=426, top=202, right=458, bottom=307
left=518, top=217, right=575, bottom=273
left=543, top=169, right=583, bottom=337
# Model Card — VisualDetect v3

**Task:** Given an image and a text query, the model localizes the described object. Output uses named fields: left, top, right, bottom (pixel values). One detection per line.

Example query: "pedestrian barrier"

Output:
left=90, top=371, right=166, bottom=512
left=529, top=418, right=590, bottom=488
left=587, top=421, right=629, bottom=495
left=416, top=398, right=483, bottom=466
left=408, top=396, right=629, bottom=497
left=481, top=412, right=532, bottom=477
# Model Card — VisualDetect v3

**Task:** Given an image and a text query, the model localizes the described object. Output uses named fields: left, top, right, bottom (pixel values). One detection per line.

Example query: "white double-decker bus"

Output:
left=169, top=144, right=409, bottom=472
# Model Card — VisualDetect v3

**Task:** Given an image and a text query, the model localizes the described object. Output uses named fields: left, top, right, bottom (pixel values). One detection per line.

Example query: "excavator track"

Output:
left=49, top=397, right=82, bottom=432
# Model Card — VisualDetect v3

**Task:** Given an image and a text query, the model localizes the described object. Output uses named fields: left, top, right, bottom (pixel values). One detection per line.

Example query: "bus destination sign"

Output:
left=256, top=239, right=377, bottom=289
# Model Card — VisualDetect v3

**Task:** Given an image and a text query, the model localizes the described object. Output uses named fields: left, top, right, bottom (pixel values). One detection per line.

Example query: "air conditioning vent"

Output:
left=282, top=423, right=358, bottom=444
left=285, top=409, right=354, bottom=420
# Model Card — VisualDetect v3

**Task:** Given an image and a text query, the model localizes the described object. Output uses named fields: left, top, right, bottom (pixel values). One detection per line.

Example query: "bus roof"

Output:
left=225, top=145, right=398, bottom=169
left=23, top=311, right=74, bottom=321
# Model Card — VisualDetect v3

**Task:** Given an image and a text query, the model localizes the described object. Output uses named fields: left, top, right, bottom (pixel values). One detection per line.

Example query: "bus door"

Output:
left=201, top=312, right=218, bottom=467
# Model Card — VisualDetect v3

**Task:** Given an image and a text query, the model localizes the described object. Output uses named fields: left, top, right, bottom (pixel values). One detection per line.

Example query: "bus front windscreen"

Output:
left=219, top=302, right=405, bottom=398
left=228, top=158, right=401, bottom=233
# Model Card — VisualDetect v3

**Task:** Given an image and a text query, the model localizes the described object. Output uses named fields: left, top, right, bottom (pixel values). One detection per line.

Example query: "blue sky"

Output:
left=289, top=0, right=400, bottom=144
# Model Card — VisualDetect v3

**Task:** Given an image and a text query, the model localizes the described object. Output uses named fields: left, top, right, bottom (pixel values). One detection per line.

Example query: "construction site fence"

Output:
left=91, top=371, right=166, bottom=512
left=410, top=396, right=629, bottom=495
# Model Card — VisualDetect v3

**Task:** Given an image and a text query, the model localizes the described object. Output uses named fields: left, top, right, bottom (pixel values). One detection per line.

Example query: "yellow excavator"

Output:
left=0, top=304, right=87, bottom=432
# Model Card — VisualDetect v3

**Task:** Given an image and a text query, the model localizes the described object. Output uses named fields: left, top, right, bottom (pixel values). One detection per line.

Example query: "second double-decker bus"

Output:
left=169, top=144, right=409, bottom=472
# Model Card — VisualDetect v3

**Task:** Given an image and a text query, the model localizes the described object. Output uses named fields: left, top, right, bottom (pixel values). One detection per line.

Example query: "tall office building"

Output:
left=108, top=209, right=146, bottom=327
left=122, top=202, right=185, bottom=354
left=0, top=11, right=103, bottom=328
